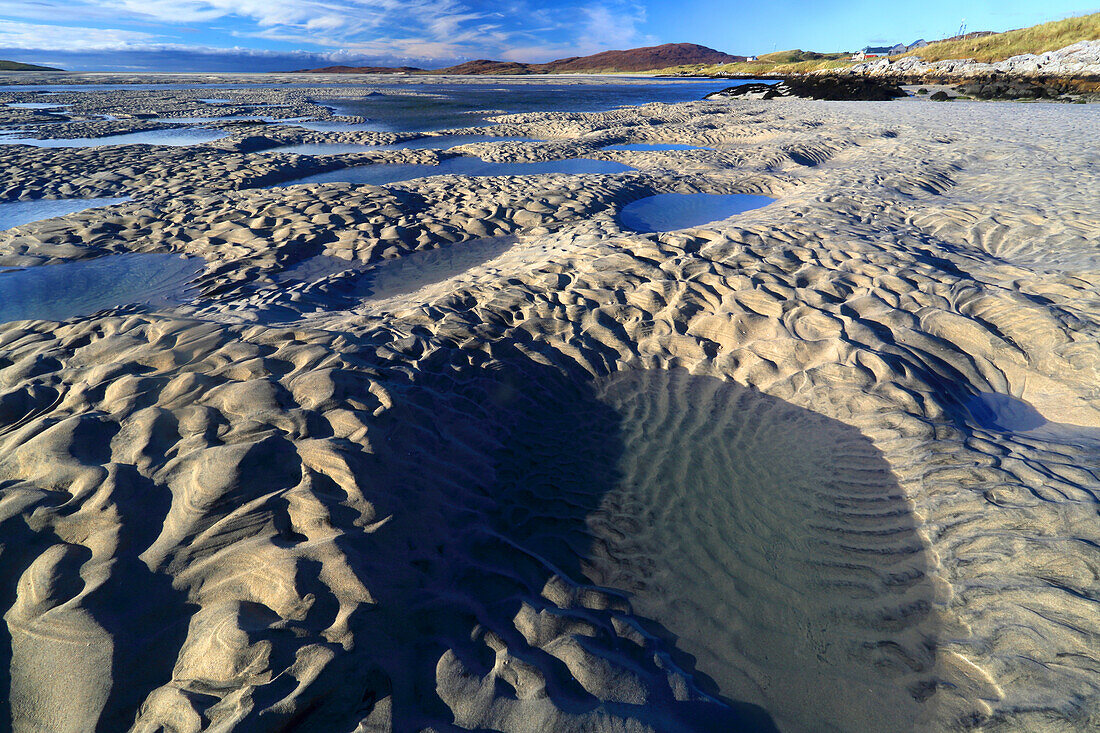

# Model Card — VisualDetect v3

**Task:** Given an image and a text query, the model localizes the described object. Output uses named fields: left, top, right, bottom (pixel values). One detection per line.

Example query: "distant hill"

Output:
left=295, top=65, right=424, bottom=74
left=0, top=60, right=61, bottom=71
left=293, top=43, right=744, bottom=75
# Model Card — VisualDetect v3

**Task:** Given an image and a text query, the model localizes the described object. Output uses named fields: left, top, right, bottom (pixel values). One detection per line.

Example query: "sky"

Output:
left=0, top=1, right=1095, bottom=72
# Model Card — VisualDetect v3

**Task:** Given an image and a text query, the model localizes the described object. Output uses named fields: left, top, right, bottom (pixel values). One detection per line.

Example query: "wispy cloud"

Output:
left=0, top=19, right=159, bottom=51
left=0, top=0, right=658, bottom=68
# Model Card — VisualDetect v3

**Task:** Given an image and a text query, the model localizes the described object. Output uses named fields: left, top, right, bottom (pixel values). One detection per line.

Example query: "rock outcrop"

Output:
left=836, top=39, right=1100, bottom=79
left=706, top=77, right=906, bottom=101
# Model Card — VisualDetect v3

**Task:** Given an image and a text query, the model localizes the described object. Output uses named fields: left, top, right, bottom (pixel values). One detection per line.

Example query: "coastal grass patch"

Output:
left=657, top=52, right=857, bottom=77
left=898, top=11, right=1100, bottom=63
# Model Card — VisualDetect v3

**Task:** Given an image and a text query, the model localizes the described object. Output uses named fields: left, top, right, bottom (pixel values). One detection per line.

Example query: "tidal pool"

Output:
left=0, top=128, right=227, bottom=148
left=159, top=115, right=312, bottom=125
left=0, top=198, right=130, bottom=231
left=278, top=237, right=515, bottom=298
left=619, top=193, right=773, bottom=232
left=6, top=103, right=67, bottom=110
left=273, top=156, right=634, bottom=188
left=0, top=253, right=204, bottom=323
left=292, top=120, right=394, bottom=133
left=358, top=238, right=514, bottom=299
left=266, top=135, right=544, bottom=156
left=602, top=143, right=714, bottom=151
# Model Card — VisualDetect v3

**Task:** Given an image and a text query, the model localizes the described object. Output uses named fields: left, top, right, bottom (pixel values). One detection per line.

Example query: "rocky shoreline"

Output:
left=691, top=39, right=1100, bottom=102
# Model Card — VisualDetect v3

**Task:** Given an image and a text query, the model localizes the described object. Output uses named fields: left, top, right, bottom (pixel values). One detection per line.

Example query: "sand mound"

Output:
left=1, top=79, right=1098, bottom=730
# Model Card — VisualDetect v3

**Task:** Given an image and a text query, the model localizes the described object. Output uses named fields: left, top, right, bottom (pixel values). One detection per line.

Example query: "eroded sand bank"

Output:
left=0, top=76, right=1098, bottom=731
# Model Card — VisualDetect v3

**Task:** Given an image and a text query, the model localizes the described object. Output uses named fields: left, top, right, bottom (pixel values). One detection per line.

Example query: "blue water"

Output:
left=280, top=238, right=516, bottom=301
left=159, top=115, right=312, bottom=124
left=360, top=238, right=515, bottom=299
left=322, top=80, right=744, bottom=131
left=619, top=193, right=774, bottom=232
left=0, top=128, right=227, bottom=148
left=0, top=253, right=203, bottom=323
left=273, top=156, right=634, bottom=187
left=603, top=143, right=714, bottom=151
left=0, top=198, right=130, bottom=230
left=292, top=120, right=394, bottom=133
left=266, top=135, right=543, bottom=156
left=265, top=142, right=394, bottom=156
left=7, top=103, right=66, bottom=110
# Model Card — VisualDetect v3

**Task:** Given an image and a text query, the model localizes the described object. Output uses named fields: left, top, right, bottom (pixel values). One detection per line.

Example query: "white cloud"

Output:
left=0, top=19, right=158, bottom=50
left=0, top=0, right=657, bottom=63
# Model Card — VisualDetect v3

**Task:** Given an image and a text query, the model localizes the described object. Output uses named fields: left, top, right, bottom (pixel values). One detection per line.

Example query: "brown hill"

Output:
left=546, top=43, right=745, bottom=72
left=295, top=65, right=424, bottom=74
left=433, top=59, right=533, bottom=75
left=292, top=43, right=743, bottom=75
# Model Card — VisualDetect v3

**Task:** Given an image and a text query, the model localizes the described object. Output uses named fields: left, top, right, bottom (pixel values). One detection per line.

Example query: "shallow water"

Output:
left=0, top=253, right=203, bottom=323
left=265, top=142, right=393, bottom=156
left=0, top=128, right=227, bottom=148
left=350, top=238, right=515, bottom=300
left=159, top=115, right=312, bottom=125
left=321, top=79, right=747, bottom=131
left=266, top=135, right=543, bottom=156
left=6, top=102, right=66, bottom=110
left=0, top=197, right=130, bottom=230
left=275, top=255, right=365, bottom=283
left=273, top=156, right=634, bottom=187
left=272, top=238, right=514, bottom=307
left=602, top=143, right=714, bottom=151
left=291, top=120, right=394, bottom=133
left=619, top=192, right=773, bottom=232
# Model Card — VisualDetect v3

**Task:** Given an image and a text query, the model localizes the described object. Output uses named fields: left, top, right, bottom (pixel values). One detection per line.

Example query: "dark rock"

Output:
left=706, top=76, right=906, bottom=101
left=233, top=135, right=279, bottom=153
left=705, top=82, right=783, bottom=100
left=955, top=77, right=1056, bottom=100
left=929, top=91, right=951, bottom=101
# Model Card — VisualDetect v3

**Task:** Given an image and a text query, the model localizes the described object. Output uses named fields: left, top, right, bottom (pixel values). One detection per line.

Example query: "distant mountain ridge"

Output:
left=0, top=60, right=61, bottom=71
left=299, top=65, right=423, bottom=74
left=294, top=43, right=744, bottom=75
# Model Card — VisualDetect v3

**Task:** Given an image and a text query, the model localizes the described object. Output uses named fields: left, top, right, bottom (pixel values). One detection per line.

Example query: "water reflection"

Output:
left=0, top=253, right=203, bottom=323
left=0, top=198, right=130, bottom=231
left=619, top=193, right=773, bottom=232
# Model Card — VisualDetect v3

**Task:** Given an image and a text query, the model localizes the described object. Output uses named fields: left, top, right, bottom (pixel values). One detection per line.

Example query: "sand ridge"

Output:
left=0, top=77, right=1098, bottom=730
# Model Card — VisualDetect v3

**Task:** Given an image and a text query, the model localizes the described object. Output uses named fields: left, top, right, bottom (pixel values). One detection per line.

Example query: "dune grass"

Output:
left=663, top=11, right=1100, bottom=77
left=899, top=12, right=1100, bottom=63
left=655, top=51, right=857, bottom=77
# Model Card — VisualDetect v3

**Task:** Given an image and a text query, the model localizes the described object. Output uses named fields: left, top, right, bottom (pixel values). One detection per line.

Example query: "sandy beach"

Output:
left=0, top=74, right=1097, bottom=731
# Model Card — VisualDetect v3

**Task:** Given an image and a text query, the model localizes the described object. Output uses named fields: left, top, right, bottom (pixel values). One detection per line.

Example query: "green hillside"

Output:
left=0, top=60, right=62, bottom=71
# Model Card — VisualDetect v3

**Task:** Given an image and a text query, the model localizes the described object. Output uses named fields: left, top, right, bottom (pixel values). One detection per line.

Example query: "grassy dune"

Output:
left=658, top=51, right=857, bottom=77
left=899, top=12, right=1100, bottom=63
left=666, top=11, right=1100, bottom=77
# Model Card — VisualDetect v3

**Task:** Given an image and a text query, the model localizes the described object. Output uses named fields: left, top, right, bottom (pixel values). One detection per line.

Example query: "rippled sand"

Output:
left=0, top=78, right=1098, bottom=731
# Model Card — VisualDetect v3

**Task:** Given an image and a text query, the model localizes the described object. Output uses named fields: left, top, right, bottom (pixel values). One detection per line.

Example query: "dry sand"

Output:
left=0, top=76, right=1098, bottom=731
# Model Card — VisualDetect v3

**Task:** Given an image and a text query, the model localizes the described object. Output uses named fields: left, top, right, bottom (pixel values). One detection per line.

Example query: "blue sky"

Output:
left=0, top=1, right=1095, bottom=72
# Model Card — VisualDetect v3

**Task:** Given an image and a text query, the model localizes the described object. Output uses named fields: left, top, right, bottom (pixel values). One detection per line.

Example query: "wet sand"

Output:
left=0, top=75, right=1098, bottom=731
